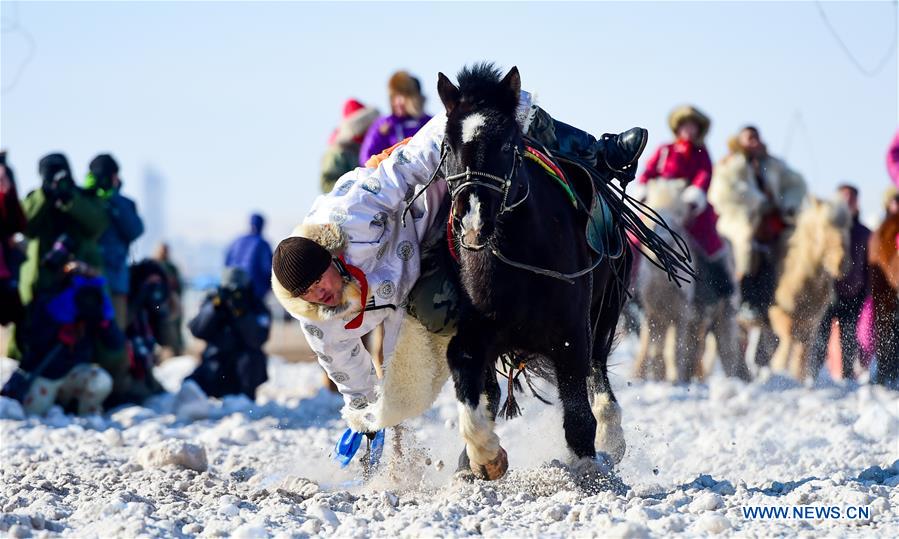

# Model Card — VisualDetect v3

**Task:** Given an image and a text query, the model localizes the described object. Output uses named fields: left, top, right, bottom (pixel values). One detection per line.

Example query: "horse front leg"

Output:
left=556, top=346, right=597, bottom=462
left=448, top=326, right=507, bottom=480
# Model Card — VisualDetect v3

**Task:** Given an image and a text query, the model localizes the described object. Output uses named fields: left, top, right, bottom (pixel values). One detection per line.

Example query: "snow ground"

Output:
left=0, top=338, right=897, bottom=538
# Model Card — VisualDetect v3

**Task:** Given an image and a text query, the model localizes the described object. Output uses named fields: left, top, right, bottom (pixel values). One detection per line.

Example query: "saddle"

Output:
left=523, top=144, right=624, bottom=260
left=523, top=137, right=694, bottom=286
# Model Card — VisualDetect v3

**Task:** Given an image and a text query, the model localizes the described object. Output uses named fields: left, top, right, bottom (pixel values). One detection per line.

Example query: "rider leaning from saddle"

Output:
left=271, top=78, right=647, bottom=432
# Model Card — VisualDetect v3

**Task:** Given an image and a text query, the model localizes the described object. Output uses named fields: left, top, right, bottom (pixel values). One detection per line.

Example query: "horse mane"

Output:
left=455, top=62, right=519, bottom=116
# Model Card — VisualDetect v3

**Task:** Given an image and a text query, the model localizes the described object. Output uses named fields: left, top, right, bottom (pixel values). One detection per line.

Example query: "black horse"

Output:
left=437, top=64, right=634, bottom=480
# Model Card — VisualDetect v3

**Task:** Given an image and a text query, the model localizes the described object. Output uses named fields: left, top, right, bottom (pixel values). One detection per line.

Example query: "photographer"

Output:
left=185, top=267, right=271, bottom=399
left=86, top=154, right=144, bottom=329
left=2, top=258, right=122, bottom=416
left=9, top=153, right=109, bottom=365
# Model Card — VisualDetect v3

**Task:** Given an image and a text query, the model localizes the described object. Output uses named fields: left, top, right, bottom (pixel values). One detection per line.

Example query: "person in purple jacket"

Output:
left=359, top=71, right=432, bottom=163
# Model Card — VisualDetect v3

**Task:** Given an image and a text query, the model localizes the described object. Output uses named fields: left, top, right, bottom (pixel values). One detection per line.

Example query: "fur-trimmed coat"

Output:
left=274, top=92, right=538, bottom=430
left=709, top=152, right=807, bottom=277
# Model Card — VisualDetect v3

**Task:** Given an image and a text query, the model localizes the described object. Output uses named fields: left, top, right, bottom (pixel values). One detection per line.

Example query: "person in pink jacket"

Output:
left=639, top=105, right=724, bottom=258
left=888, top=130, right=899, bottom=188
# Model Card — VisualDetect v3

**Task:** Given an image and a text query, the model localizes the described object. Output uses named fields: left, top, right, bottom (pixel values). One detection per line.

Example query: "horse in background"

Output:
left=633, top=179, right=749, bottom=383
left=769, top=197, right=850, bottom=380
left=632, top=179, right=695, bottom=381
left=437, top=64, right=633, bottom=481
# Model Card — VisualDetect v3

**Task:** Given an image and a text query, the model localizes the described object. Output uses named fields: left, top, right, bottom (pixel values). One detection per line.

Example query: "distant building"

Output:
left=137, top=165, right=166, bottom=260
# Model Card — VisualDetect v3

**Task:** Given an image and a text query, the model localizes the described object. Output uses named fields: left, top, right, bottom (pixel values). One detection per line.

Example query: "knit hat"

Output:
left=668, top=105, right=711, bottom=141
left=330, top=99, right=380, bottom=146
left=87, top=154, right=119, bottom=190
left=388, top=71, right=423, bottom=99
left=343, top=99, right=366, bottom=118
left=38, top=153, right=72, bottom=184
left=272, top=236, right=333, bottom=297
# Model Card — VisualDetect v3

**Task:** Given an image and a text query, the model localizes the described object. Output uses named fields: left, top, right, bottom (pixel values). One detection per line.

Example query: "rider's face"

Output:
left=299, top=263, right=344, bottom=306
left=739, top=129, right=763, bottom=156
left=676, top=121, right=700, bottom=143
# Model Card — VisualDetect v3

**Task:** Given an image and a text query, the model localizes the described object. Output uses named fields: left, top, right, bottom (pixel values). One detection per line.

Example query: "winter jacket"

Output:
left=0, top=178, right=27, bottom=277
left=19, top=188, right=108, bottom=304
left=17, top=275, right=122, bottom=380
left=639, top=140, right=724, bottom=258
left=0, top=178, right=27, bottom=324
left=187, top=290, right=271, bottom=398
left=97, top=192, right=144, bottom=294
left=359, top=114, right=432, bottom=164
left=321, top=102, right=379, bottom=193
left=225, top=233, right=273, bottom=301
left=708, top=152, right=807, bottom=277
left=321, top=145, right=363, bottom=194
left=834, top=217, right=871, bottom=305
left=888, top=130, right=899, bottom=188
left=273, top=92, right=538, bottom=427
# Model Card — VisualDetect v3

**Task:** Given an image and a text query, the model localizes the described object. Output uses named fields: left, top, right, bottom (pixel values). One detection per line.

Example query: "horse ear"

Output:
left=437, top=72, right=460, bottom=114
left=501, top=66, right=521, bottom=99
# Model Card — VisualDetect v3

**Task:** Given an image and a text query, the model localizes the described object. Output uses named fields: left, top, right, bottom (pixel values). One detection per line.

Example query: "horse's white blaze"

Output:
left=461, top=113, right=486, bottom=143
left=458, top=396, right=500, bottom=465
left=460, top=193, right=483, bottom=236
left=592, top=392, right=626, bottom=464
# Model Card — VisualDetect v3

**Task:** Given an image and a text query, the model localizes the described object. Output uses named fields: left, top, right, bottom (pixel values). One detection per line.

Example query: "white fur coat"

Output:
left=708, top=153, right=807, bottom=277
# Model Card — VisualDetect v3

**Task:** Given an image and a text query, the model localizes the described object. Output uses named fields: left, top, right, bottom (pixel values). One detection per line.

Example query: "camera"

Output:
left=41, top=235, right=76, bottom=272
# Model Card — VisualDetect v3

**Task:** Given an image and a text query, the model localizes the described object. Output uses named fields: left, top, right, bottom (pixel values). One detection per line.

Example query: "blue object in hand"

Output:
left=335, top=428, right=364, bottom=467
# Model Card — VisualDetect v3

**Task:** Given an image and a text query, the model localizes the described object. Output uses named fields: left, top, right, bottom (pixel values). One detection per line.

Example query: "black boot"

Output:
left=525, top=107, right=648, bottom=185
left=596, top=127, right=649, bottom=185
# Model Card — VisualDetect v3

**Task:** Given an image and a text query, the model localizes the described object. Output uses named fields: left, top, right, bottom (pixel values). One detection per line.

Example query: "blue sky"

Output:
left=2, top=1, right=897, bottom=263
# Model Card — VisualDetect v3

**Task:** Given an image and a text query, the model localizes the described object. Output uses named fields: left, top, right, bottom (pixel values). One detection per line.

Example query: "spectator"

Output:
left=811, top=184, right=871, bottom=379
left=359, top=71, right=431, bottom=163
left=0, top=151, right=27, bottom=326
left=320, top=99, right=379, bottom=193
left=225, top=213, right=273, bottom=302
left=186, top=268, right=271, bottom=399
left=887, top=130, right=899, bottom=188
left=153, top=242, right=185, bottom=355
left=86, top=154, right=144, bottom=329
left=1, top=260, right=121, bottom=416
left=9, top=153, right=108, bottom=360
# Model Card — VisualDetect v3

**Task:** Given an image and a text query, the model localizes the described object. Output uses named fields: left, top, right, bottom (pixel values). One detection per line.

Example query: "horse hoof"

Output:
left=571, top=455, right=627, bottom=495
left=472, top=447, right=508, bottom=480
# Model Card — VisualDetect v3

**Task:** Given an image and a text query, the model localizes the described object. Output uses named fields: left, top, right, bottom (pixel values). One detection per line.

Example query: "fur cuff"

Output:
left=342, top=318, right=451, bottom=432
left=682, top=184, right=708, bottom=216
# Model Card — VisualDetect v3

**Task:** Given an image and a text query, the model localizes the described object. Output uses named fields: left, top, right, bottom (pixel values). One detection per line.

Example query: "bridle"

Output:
left=445, top=142, right=529, bottom=251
